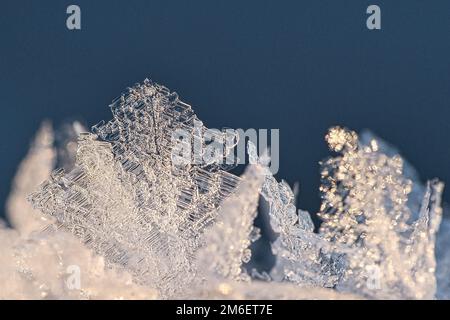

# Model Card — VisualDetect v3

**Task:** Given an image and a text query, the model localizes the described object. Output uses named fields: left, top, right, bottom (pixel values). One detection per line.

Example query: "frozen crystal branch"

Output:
left=197, top=155, right=264, bottom=282
left=6, top=122, right=56, bottom=235
left=29, top=80, right=241, bottom=298
left=259, top=149, right=345, bottom=288
left=261, top=176, right=346, bottom=288
left=318, top=126, right=443, bottom=299
left=1, top=122, right=156, bottom=299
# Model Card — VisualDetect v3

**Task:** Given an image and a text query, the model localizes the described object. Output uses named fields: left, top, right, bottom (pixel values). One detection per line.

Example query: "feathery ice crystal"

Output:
left=319, top=127, right=442, bottom=299
left=0, top=79, right=448, bottom=299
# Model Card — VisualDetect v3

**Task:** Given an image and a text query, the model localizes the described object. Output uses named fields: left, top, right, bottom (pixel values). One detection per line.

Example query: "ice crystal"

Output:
left=1, top=123, right=157, bottom=299
left=319, top=126, right=443, bottom=299
left=197, top=156, right=265, bottom=282
left=6, top=121, right=56, bottom=236
left=29, top=80, right=240, bottom=297
left=0, top=79, right=446, bottom=300
left=257, top=131, right=345, bottom=288
left=261, top=173, right=345, bottom=288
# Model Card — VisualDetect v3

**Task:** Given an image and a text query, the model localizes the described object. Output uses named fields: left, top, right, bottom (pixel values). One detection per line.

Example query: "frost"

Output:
left=253, top=126, right=444, bottom=299
left=1, top=123, right=157, bottom=299
left=28, top=80, right=241, bottom=298
left=260, top=173, right=345, bottom=288
left=0, top=80, right=447, bottom=299
left=6, top=121, right=56, bottom=235
left=197, top=159, right=265, bottom=282
left=318, top=127, right=442, bottom=299
left=436, top=212, right=450, bottom=299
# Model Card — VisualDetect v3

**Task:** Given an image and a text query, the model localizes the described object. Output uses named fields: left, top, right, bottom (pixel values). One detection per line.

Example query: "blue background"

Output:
left=1, top=0, right=450, bottom=221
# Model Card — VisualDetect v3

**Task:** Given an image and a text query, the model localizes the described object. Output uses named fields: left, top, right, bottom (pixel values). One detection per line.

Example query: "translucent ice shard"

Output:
left=261, top=174, right=345, bottom=288
left=6, top=122, right=56, bottom=235
left=29, top=80, right=241, bottom=298
left=436, top=208, right=450, bottom=299
left=197, top=154, right=264, bottom=282
left=1, top=123, right=157, bottom=299
left=319, top=126, right=443, bottom=299
left=185, top=278, right=361, bottom=300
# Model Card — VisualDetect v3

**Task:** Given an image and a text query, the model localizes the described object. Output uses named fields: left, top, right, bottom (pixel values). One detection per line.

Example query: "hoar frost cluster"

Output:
left=1, top=79, right=449, bottom=299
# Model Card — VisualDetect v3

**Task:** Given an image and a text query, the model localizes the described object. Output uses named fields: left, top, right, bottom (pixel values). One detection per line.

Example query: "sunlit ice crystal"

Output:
left=29, top=79, right=241, bottom=298
left=196, top=146, right=265, bottom=282
left=261, top=174, right=346, bottom=288
left=255, top=125, right=445, bottom=300
left=256, top=140, right=346, bottom=289
left=318, top=126, right=443, bottom=299
left=1, top=122, right=157, bottom=299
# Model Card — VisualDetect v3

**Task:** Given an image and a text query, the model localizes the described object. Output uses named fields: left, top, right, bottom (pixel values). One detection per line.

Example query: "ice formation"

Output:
left=196, top=162, right=264, bottom=282
left=261, top=172, right=346, bottom=289
left=318, top=127, right=442, bottom=299
left=1, top=122, right=157, bottom=299
left=0, top=79, right=448, bottom=300
left=27, top=81, right=244, bottom=298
